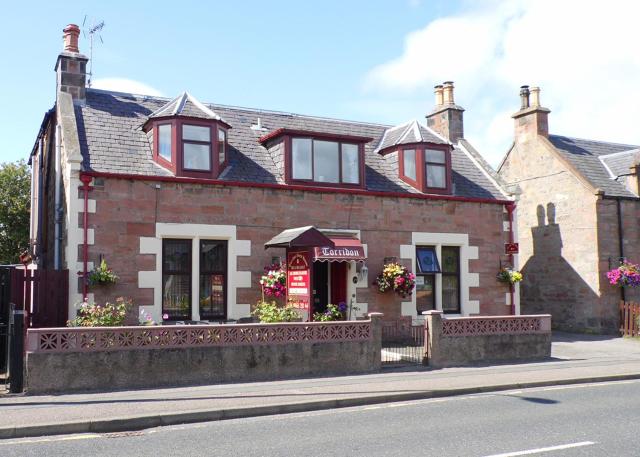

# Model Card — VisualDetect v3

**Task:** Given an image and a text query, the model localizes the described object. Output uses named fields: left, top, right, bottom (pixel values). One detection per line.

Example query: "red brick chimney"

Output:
left=63, top=24, right=80, bottom=53
left=425, top=81, right=464, bottom=143
left=55, top=24, right=88, bottom=104
left=512, top=85, right=550, bottom=142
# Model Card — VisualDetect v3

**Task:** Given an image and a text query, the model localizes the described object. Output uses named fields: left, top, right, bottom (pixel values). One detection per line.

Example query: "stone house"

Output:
left=28, top=24, right=516, bottom=325
left=498, top=86, right=640, bottom=333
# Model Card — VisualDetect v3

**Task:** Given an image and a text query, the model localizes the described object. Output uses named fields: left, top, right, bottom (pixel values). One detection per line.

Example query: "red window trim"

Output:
left=284, top=135, right=366, bottom=189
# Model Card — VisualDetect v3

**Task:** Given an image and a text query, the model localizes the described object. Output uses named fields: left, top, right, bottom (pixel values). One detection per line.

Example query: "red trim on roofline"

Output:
left=259, top=128, right=373, bottom=145
left=80, top=170, right=513, bottom=205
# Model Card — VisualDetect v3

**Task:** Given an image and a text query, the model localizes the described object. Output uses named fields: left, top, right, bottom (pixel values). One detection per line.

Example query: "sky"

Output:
left=1, top=0, right=640, bottom=167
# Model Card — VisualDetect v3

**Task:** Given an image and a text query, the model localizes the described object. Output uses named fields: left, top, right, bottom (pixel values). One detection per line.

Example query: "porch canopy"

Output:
left=265, top=226, right=366, bottom=262
left=264, top=226, right=334, bottom=249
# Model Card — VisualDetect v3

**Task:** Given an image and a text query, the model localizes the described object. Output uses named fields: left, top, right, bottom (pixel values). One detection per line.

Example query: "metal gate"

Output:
left=381, top=320, right=426, bottom=365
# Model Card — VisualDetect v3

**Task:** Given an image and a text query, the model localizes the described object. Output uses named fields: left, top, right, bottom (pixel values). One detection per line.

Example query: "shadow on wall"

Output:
left=520, top=203, right=613, bottom=333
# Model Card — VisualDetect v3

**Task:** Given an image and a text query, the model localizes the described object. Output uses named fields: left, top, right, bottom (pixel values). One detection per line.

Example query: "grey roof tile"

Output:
left=549, top=135, right=640, bottom=198
left=76, top=89, right=505, bottom=200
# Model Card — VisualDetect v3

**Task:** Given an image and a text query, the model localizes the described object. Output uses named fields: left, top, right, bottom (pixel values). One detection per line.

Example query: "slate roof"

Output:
left=374, top=120, right=449, bottom=153
left=548, top=135, right=640, bottom=198
left=75, top=88, right=506, bottom=200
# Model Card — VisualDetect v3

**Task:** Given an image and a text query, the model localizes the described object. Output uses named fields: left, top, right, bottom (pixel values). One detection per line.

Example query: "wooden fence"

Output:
left=620, top=301, right=640, bottom=337
left=11, top=268, right=69, bottom=328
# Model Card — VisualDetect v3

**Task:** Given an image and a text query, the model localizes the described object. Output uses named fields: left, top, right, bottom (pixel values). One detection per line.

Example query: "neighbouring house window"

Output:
left=441, top=246, right=461, bottom=313
left=158, top=124, right=172, bottom=162
left=182, top=124, right=211, bottom=171
left=199, top=240, right=227, bottom=320
left=162, top=239, right=192, bottom=320
left=218, top=128, right=226, bottom=165
left=416, top=246, right=440, bottom=315
left=425, top=149, right=446, bottom=188
left=291, top=138, right=361, bottom=185
left=403, top=149, right=416, bottom=181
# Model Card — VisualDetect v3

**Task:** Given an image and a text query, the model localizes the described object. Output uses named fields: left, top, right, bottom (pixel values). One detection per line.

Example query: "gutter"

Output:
left=54, top=124, right=62, bottom=270
left=79, top=171, right=513, bottom=206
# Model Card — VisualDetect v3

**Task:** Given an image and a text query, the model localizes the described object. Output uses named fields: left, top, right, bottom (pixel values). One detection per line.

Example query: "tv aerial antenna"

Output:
left=82, top=16, right=105, bottom=88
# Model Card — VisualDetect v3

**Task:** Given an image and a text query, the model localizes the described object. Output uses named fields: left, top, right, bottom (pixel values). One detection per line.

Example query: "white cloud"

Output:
left=363, top=0, right=640, bottom=166
left=91, top=78, right=164, bottom=97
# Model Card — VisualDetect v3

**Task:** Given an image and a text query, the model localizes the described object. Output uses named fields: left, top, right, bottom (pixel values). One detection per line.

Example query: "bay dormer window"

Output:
left=260, top=128, right=371, bottom=189
left=397, top=145, right=452, bottom=194
left=144, top=92, right=231, bottom=179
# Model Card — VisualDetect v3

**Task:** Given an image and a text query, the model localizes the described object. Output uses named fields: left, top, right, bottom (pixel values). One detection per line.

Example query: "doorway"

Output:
left=312, top=262, right=329, bottom=315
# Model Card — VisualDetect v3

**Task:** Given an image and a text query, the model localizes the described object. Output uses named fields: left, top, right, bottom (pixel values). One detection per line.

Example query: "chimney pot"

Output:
left=530, top=86, right=541, bottom=108
left=519, top=85, right=530, bottom=110
left=434, top=85, right=444, bottom=106
left=63, top=24, right=81, bottom=53
left=442, top=81, right=455, bottom=104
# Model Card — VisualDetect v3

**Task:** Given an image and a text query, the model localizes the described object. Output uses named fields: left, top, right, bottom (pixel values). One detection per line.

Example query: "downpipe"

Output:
left=80, top=175, right=93, bottom=301
left=54, top=124, right=62, bottom=270
left=506, top=203, right=517, bottom=315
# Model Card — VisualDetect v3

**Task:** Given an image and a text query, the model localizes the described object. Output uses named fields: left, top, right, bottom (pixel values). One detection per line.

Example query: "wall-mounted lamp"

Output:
left=356, top=263, right=368, bottom=283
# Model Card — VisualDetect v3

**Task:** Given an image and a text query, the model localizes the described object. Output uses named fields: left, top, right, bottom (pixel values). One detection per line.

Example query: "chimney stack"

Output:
left=426, top=81, right=465, bottom=143
left=512, top=85, right=550, bottom=142
left=55, top=24, right=88, bottom=104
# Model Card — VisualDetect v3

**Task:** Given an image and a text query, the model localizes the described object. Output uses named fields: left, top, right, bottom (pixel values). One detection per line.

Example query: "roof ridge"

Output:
left=86, top=88, right=392, bottom=129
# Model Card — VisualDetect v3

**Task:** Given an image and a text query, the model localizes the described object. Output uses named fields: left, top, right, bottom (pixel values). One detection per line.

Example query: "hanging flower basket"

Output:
left=259, top=263, right=287, bottom=299
left=497, top=268, right=523, bottom=285
left=87, top=258, right=119, bottom=285
left=374, top=262, right=416, bottom=298
left=607, top=261, right=640, bottom=287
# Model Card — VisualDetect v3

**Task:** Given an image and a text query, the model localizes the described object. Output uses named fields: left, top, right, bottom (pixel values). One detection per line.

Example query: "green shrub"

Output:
left=67, top=297, right=132, bottom=327
left=252, top=300, right=301, bottom=323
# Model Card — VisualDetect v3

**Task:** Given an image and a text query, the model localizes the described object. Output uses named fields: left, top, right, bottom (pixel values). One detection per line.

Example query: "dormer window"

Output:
left=259, top=129, right=370, bottom=189
left=377, top=120, right=452, bottom=195
left=144, top=92, right=231, bottom=179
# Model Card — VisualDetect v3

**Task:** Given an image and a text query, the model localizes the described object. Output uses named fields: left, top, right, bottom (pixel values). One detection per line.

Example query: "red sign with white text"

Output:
left=505, top=243, right=520, bottom=255
left=287, top=250, right=310, bottom=310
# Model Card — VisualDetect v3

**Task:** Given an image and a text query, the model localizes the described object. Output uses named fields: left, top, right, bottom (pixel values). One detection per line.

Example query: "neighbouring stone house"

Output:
left=498, top=86, right=640, bottom=333
left=28, top=24, right=517, bottom=325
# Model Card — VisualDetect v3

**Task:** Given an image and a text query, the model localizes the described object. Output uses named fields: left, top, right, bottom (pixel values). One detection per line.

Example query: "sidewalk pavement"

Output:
left=1, top=333, right=639, bottom=439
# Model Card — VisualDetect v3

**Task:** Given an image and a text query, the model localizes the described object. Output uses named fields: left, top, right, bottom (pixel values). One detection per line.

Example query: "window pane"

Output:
left=158, top=124, right=172, bottom=161
left=426, top=164, right=446, bottom=188
left=218, top=129, right=226, bottom=164
left=182, top=124, right=210, bottom=142
left=200, top=274, right=225, bottom=319
left=314, top=140, right=339, bottom=183
left=200, top=240, right=226, bottom=272
left=292, top=138, right=312, bottom=180
left=441, top=246, right=459, bottom=273
left=416, top=247, right=440, bottom=273
left=442, top=275, right=460, bottom=312
left=163, top=240, right=191, bottom=272
left=425, top=149, right=446, bottom=164
left=341, top=144, right=359, bottom=184
left=162, top=274, right=191, bottom=320
left=416, top=275, right=435, bottom=315
left=403, top=149, right=416, bottom=181
left=183, top=143, right=211, bottom=170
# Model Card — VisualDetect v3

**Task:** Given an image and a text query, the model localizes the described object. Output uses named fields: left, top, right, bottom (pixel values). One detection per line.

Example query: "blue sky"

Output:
left=2, top=0, right=640, bottom=167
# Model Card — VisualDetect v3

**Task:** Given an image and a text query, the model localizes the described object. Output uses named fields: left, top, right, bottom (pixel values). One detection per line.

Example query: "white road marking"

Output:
left=0, top=434, right=102, bottom=446
left=482, top=441, right=596, bottom=457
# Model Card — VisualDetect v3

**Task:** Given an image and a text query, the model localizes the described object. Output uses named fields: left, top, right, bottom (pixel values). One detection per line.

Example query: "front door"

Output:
left=312, top=262, right=329, bottom=315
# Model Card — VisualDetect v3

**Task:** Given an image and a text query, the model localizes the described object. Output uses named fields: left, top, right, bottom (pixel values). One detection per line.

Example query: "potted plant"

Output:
left=87, top=258, right=119, bottom=286
left=259, top=262, right=287, bottom=301
left=374, top=262, right=416, bottom=298
left=252, top=300, right=301, bottom=323
left=497, top=267, right=523, bottom=285
left=313, top=302, right=347, bottom=322
left=67, top=297, right=132, bottom=327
